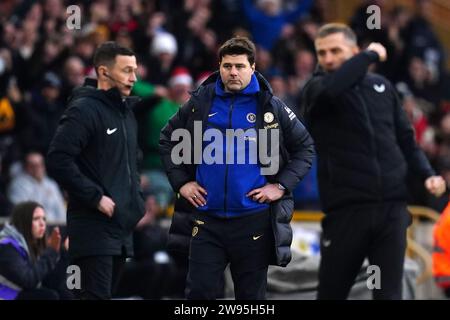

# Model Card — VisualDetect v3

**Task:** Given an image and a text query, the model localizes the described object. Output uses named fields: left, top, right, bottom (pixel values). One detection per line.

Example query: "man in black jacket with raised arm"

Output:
left=300, top=23, right=446, bottom=300
left=47, top=42, right=145, bottom=299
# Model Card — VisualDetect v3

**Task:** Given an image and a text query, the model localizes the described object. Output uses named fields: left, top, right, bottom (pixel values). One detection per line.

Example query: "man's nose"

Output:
left=130, top=72, right=137, bottom=82
left=230, top=66, right=238, bottom=76
left=324, top=53, right=333, bottom=64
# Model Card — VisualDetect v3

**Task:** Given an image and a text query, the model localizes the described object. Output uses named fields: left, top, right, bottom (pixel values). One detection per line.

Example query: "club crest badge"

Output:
left=264, top=112, right=274, bottom=123
left=246, top=113, right=256, bottom=123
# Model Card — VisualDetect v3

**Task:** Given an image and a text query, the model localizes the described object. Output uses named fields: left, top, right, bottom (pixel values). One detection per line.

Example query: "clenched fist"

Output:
left=425, top=176, right=446, bottom=197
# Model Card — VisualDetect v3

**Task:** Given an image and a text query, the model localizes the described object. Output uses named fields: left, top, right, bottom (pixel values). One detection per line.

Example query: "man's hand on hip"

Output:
left=180, top=181, right=207, bottom=208
left=425, top=176, right=447, bottom=197
left=97, top=195, right=115, bottom=217
left=247, top=183, right=285, bottom=203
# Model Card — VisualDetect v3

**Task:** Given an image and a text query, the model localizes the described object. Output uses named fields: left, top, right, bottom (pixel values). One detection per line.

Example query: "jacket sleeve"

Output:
left=392, top=86, right=436, bottom=180
left=0, top=245, right=59, bottom=290
left=274, top=98, right=315, bottom=192
left=47, top=101, right=103, bottom=209
left=301, top=50, right=380, bottom=117
left=159, top=100, right=193, bottom=192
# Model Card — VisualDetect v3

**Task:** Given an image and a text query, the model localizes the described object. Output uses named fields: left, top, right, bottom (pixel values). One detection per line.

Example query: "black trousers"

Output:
left=72, top=254, right=126, bottom=300
left=186, top=210, right=272, bottom=300
left=317, top=202, right=412, bottom=300
left=16, top=287, right=59, bottom=300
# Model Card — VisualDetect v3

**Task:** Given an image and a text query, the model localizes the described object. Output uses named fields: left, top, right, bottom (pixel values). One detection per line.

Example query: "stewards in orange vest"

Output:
left=433, top=200, right=450, bottom=297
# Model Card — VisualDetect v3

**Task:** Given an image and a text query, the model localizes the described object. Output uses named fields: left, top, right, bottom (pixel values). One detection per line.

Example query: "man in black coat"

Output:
left=300, top=23, right=447, bottom=300
left=160, top=37, right=315, bottom=299
left=47, top=42, right=145, bottom=300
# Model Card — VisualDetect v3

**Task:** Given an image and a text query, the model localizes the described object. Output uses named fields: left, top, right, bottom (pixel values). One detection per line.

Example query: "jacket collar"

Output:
left=193, top=70, right=273, bottom=97
left=81, top=78, right=140, bottom=111
left=214, top=73, right=261, bottom=96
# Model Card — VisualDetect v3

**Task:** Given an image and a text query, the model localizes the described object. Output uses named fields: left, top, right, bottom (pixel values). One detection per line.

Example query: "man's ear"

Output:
left=352, top=45, right=360, bottom=55
left=98, top=66, right=107, bottom=77
left=251, top=63, right=256, bottom=73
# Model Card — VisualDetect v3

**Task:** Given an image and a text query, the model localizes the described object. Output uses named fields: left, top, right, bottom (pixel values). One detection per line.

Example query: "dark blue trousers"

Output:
left=186, top=210, right=273, bottom=300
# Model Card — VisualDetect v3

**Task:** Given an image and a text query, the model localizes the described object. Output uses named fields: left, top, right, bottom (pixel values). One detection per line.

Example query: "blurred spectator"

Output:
left=143, top=67, right=192, bottom=169
left=0, top=201, right=72, bottom=300
left=136, top=67, right=193, bottom=209
left=307, top=0, right=326, bottom=23
left=272, top=16, right=319, bottom=81
left=350, top=0, right=390, bottom=46
left=73, top=35, right=96, bottom=66
left=84, top=1, right=111, bottom=46
left=43, top=0, right=65, bottom=24
left=242, top=0, right=313, bottom=51
left=294, top=15, right=320, bottom=52
left=178, top=4, right=218, bottom=77
left=396, top=82, right=440, bottom=209
left=60, top=56, right=86, bottom=103
left=25, top=34, right=70, bottom=91
left=350, top=1, right=404, bottom=81
left=396, top=82, right=433, bottom=149
left=291, top=48, right=315, bottom=107
left=7, top=152, right=66, bottom=224
left=403, top=56, right=441, bottom=116
left=29, top=72, right=65, bottom=154
left=0, top=47, right=34, bottom=176
left=267, top=69, right=296, bottom=110
left=114, top=30, right=135, bottom=52
left=109, top=0, right=140, bottom=35
left=404, top=0, right=445, bottom=81
left=147, top=31, right=178, bottom=85
left=210, top=0, right=249, bottom=43
left=255, top=46, right=274, bottom=77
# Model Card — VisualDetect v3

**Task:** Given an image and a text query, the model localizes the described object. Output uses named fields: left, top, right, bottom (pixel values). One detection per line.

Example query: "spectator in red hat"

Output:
left=146, top=32, right=179, bottom=86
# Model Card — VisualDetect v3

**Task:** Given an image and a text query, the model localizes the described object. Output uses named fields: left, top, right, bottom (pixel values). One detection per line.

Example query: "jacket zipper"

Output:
left=121, top=114, right=132, bottom=187
left=223, top=95, right=235, bottom=217
left=356, top=85, right=382, bottom=201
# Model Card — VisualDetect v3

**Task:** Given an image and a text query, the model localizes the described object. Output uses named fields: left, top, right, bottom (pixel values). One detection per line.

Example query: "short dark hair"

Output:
left=11, top=201, right=46, bottom=262
left=316, top=23, right=357, bottom=44
left=93, top=41, right=135, bottom=75
left=218, top=37, right=256, bottom=65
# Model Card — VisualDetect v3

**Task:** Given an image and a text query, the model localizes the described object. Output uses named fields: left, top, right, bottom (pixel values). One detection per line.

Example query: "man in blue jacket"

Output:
left=160, top=37, right=315, bottom=299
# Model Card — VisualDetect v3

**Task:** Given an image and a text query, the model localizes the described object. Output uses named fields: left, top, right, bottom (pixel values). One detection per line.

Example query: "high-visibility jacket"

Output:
left=433, top=202, right=450, bottom=288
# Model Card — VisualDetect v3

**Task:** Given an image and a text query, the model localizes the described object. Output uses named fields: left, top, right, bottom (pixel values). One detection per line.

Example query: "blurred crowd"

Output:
left=0, top=0, right=449, bottom=219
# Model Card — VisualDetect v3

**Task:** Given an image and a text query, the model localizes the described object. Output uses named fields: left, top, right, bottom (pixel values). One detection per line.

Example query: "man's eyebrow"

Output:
left=222, top=63, right=246, bottom=66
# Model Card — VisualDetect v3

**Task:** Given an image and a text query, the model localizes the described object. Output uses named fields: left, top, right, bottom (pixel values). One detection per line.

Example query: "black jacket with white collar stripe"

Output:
left=300, top=50, right=435, bottom=213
